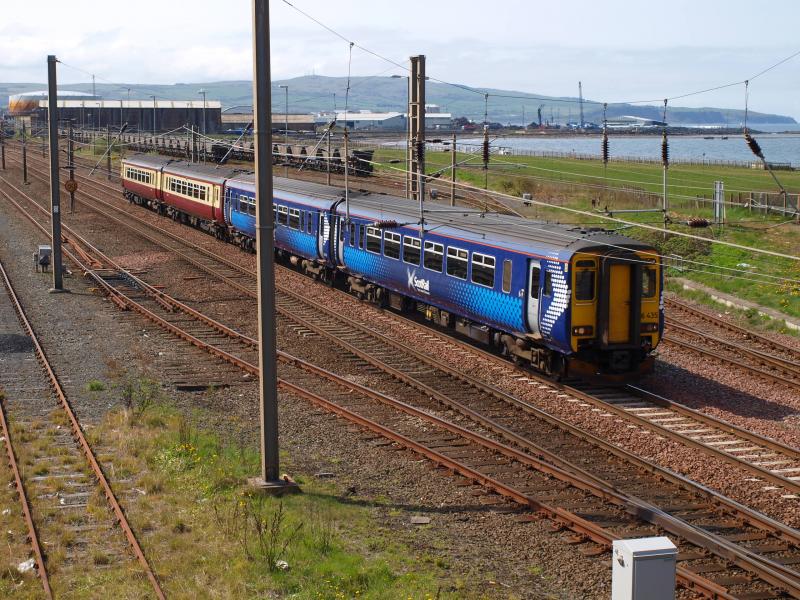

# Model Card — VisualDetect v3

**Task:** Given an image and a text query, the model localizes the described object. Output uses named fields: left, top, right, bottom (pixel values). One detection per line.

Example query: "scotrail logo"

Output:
left=407, top=269, right=430, bottom=295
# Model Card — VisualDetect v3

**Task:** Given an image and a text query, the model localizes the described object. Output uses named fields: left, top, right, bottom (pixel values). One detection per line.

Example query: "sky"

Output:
left=1, top=0, right=799, bottom=118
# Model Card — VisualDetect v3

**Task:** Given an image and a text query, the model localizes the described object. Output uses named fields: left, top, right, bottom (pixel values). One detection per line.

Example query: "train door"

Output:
left=608, top=263, right=632, bottom=343
left=318, top=213, right=329, bottom=259
left=526, top=260, right=541, bottom=336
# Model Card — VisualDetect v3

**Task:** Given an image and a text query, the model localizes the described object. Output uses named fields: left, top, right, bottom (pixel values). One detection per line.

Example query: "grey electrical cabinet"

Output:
left=612, top=537, right=677, bottom=600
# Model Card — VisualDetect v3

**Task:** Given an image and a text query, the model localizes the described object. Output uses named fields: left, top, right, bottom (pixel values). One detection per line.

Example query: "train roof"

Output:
left=337, top=192, right=655, bottom=257
left=123, top=154, right=242, bottom=184
left=122, top=155, right=654, bottom=257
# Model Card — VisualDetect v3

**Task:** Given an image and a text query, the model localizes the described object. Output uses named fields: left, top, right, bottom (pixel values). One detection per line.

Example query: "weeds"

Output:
left=86, top=380, right=106, bottom=392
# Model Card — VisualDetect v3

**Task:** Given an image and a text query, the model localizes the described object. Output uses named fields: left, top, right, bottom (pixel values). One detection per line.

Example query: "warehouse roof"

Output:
left=38, top=100, right=222, bottom=109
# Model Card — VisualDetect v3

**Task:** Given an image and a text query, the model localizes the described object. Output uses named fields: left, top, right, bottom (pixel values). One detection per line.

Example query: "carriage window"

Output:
left=249, top=198, right=256, bottom=216
left=543, top=271, right=553, bottom=296
left=424, top=241, right=443, bottom=272
left=277, top=205, right=288, bottom=225
left=359, top=225, right=365, bottom=249
left=530, top=266, right=541, bottom=298
left=502, top=260, right=512, bottom=293
left=403, top=236, right=421, bottom=266
left=349, top=223, right=356, bottom=246
left=300, top=211, right=305, bottom=231
left=288, top=208, right=300, bottom=229
left=384, top=232, right=401, bottom=259
left=642, top=267, right=657, bottom=298
left=471, top=253, right=495, bottom=288
left=575, top=270, right=595, bottom=301
left=446, top=247, right=468, bottom=280
left=339, top=219, right=345, bottom=242
left=307, top=212, right=313, bottom=233
left=366, top=227, right=381, bottom=254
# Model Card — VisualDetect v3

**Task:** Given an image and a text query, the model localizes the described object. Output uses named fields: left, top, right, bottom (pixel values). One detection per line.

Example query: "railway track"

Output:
left=4, top=153, right=800, bottom=597
left=13, top=156, right=800, bottom=500
left=666, top=298, right=800, bottom=365
left=662, top=320, right=800, bottom=391
left=0, top=259, right=164, bottom=598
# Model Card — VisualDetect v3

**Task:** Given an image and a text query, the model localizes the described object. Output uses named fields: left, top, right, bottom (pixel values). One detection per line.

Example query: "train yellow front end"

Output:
left=568, top=247, right=662, bottom=379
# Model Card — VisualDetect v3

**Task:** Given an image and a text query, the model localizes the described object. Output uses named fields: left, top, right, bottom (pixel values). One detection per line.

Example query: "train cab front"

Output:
left=567, top=248, right=662, bottom=380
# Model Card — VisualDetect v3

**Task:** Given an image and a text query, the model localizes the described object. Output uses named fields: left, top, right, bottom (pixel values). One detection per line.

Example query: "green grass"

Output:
left=85, top=400, right=460, bottom=599
left=85, top=379, right=106, bottom=392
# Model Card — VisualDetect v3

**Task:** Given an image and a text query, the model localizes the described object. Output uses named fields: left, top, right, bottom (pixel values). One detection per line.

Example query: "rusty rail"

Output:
left=0, top=208, right=165, bottom=599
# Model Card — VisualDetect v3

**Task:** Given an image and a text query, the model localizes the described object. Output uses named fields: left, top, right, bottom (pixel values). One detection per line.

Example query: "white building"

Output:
left=316, top=107, right=452, bottom=131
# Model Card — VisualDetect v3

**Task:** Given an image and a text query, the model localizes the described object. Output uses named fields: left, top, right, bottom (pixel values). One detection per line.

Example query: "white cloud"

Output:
left=0, top=0, right=797, bottom=117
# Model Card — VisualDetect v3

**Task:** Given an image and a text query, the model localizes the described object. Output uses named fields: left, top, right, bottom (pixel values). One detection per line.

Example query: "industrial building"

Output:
left=221, top=111, right=316, bottom=132
left=314, top=106, right=453, bottom=132
left=36, top=99, right=222, bottom=133
left=7, top=90, right=100, bottom=116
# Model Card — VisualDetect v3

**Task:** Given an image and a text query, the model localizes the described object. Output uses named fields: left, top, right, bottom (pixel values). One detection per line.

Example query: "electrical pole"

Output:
left=21, top=121, right=28, bottom=185
left=250, top=0, right=295, bottom=492
left=450, top=132, right=456, bottom=206
left=68, top=121, right=75, bottom=213
left=47, top=55, right=65, bottom=292
left=0, top=126, right=5, bottom=170
left=150, top=95, right=156, bottom=134
left=198, top=89, right=207, bottom=135
left=326, top=128, right=331, bottom=186
left=279, top=84, right=288, bottom=178
left=408, top=55, right=426, bottom=228
left=106, top=123, right=112, bottom=180
left=661, top=100, right=669, bottom=236
left=483, top=125, right=489, bottom=190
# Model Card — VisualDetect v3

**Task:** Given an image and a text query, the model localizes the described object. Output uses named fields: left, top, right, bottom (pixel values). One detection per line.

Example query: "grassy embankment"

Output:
left=372, top=147, right=800, bottom=326
left=70, top=378, right=464, bottom=599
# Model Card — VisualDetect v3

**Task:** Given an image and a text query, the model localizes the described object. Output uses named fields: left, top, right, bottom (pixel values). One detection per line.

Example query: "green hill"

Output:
left=1, top=76, right=794, bottom=126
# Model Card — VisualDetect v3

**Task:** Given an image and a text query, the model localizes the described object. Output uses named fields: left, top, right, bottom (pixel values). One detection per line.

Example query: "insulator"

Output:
left=744, top=133, right=764, bottom=159
left=601, top=133, right=609, bottom=164
left=661, top=132, right=669, bottom=167
left=482, top=138, right=490, bottom=165
left=688, top=217, right=709, bottom=228
left=374, top=220, right=399, bottom=229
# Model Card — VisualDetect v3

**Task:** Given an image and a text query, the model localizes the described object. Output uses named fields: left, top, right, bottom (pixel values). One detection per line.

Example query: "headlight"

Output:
left=572, top=325, right=594, bottom=336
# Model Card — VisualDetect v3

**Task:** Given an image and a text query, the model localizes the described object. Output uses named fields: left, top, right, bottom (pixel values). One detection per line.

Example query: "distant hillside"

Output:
left=1, top=76, right=795, bottom=126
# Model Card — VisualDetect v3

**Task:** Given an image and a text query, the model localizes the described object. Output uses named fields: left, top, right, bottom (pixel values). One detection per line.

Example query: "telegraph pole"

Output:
left=0, top=126, right=5, bottom=170
left=22, top=121, right=28, bottom=185
left=326, top=128, right=331, bottom=186
left=67, top=121, right=76, bottom=213
left=104, top=123, right=110, bottom=180
left=250, top=0, right=296, bottom=492
left=450, top=132, right=456, bottom=206
left=47, top=55, right=65, bottom=292
left=408, top=55, right=426, bottom=228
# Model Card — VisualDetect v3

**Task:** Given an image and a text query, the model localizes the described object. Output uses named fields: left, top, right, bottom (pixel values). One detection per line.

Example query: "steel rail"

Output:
left=664, top=322, right=800, bottom=388
left=0, top=191, right=166, bottom=600
left=666, top=319, right=800, bottom=374
left=8, top=162, right=800, bottom=497
left=0, top=264, right=53, bottom=599
left=1, top=175, right=795, bottom=597
left=665, top=297, right=800, bottom=363
left=9, top=162, right=800, bottom=509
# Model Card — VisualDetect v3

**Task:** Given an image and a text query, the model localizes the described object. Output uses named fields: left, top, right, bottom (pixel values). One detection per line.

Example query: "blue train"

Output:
left=122, top=154, right=663, bottom=378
